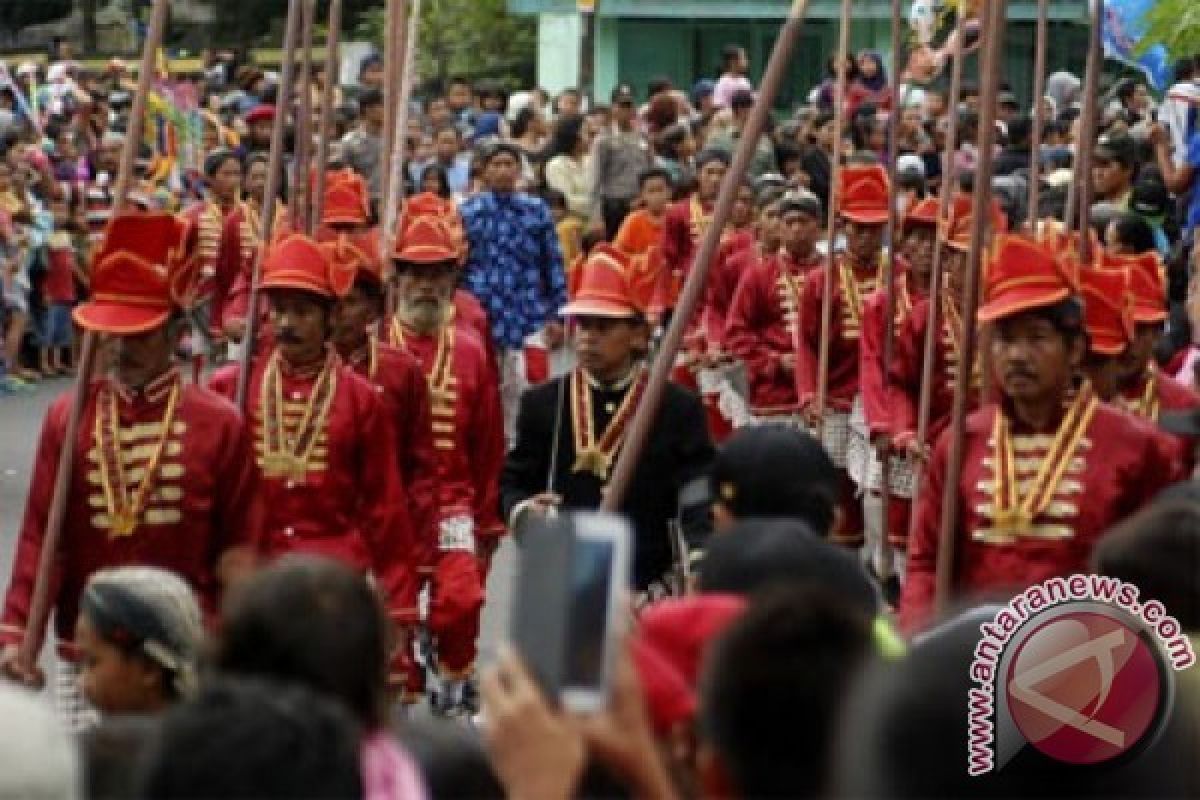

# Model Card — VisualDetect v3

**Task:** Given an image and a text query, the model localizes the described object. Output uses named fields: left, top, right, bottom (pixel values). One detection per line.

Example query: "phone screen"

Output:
left=564, top=536, right=615, bottom=690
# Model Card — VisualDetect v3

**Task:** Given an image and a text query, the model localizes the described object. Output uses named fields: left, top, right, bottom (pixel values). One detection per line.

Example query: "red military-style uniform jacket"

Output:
left=182, top=201, right=242, bottom=330
left=209, top=351, right=420, bottom=623
left=859, top=268, right=920, bottom=438
left=386, top=320, right=505, bottom=543
left=1, top=370, right=262, bottom=655
left=795, top=255, right=882, bottom=411
left=725, top=249, right=823, bottom=415
left=888, top=290, right=975, bottom=442
left=453, top=288, right=496, bottom=369
left=701, top=230, right=756, bottom=349
left=1117, top=368, right=1200, bottom=471
left=659, top=196, right=714, bottom=313
left=900, top=399, right=1177, bottom=633
left=343, top=338, right=440, bottom=572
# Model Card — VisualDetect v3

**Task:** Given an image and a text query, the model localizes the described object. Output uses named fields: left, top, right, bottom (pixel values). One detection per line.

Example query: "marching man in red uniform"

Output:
left=659, top=150, right=730, bottom=317
left=0, top=213, right=263, bottom=730
left=1105, top=251, right=1200, bottom=465
left=725, top=191, right=824, bottom=422
left=389, top=216, right=505, bottom=716
left=901, top=235, right=1177, bottom=633
left=856, top=196, right=940, bottom=583
left=208, top=231, right=420, bottom=687
left=795, top=165, right=892, bottom=547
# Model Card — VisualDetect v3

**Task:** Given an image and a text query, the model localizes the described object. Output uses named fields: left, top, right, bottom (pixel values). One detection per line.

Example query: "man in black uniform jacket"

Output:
left=500, top=245, right=715, bottom=588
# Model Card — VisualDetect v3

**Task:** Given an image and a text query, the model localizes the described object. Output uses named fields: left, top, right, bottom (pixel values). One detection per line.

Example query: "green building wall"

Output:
left=510, top=0, right=1091, bottom=111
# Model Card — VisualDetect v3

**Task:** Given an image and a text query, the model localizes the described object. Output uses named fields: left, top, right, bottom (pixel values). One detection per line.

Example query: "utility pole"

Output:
left=579, top=0, right=595, bottom=104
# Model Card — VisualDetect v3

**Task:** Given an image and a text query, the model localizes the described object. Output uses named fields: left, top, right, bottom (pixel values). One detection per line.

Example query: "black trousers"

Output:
left=601, top=196, right=634, bottom=240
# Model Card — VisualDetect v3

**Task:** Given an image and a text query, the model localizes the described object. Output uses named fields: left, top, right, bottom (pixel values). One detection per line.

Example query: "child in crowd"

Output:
left=40, top=195, right=81, bottom=375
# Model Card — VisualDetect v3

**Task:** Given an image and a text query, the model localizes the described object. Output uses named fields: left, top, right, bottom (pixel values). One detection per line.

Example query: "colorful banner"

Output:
left=1102, top=0, right=1171, bottom=90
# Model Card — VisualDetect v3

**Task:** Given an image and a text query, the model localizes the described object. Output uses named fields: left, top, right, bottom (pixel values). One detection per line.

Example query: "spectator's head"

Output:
left=709, top=424, right=836, bottom=533
left=76, top=566, right=204, bottom=715
left=637, top=166, right=673, bottom=215
left=695, top=149, right=730, bottom=201
left=548, top=112, right=588, bottom=159
left=510, top=105, right=547, bottom=141
left=657, top=122, right=696, bottom=163
left=477, top=81, right=509, bottom=114
left=0, top=683, right=81, bottom=799
left=1092, top=133, right=1138, bottom=203
left=1006, top=114, right=1033, bottom=148
left=691, top=79, right=717, bottom=113
left=996, top=90, right=1020, bottom=122
left=1115, top=77, right=1150, bottom=113
left=855, top=50, right=887, bottom=88
left=1092, top=498, right=1200, bottom=631
left=729, top=89, right=755, bottom=122
left=397, top=718, right=505, bottom=799
left=358, top=53, right=383, bottom=88
left=646, top=92, right=683, bottom=133
left=445, top=74, right=473, bottom=112
left=1130, top=177, right=1170, bottom=231
left=554, top=87, right=582, bottom=117
left=479, top=140, right=523, bottom=193
left=1105, top=210, right=1157, bottom=256
left=611, top=83, right=637, bottom=127
left=721, top=44, right=749, bottom=76
left=698, top=587, right=878, bottom=798
left=215, top=556, right=389, bottom=729
left=698, top=517, right=880, bottom=618
left=647, top=75, right=674, bottom=98
left=244, top=151, right=270, bottom=202
left=420, top=163, right=452, bottom=198
left=432, top=123, right=462, bottom=163
left=138, top=678, right=364, bottom=799
left=357, top=88, right=385, bottom=127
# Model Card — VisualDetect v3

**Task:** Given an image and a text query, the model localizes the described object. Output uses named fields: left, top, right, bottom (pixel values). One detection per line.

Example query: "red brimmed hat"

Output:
left=73, top=213, right=194, bottom=334
left=904, top=196, right=940, bottom=229
left=1080, top=267, right=1134, bottom=356
left=978, top=235, right=1076, bottom=323
left=837, top=164, right=890, bottom=225
left=396, top=192, right=467, bottom=264
left=561, top=244, right=643, bottom=318
left=261, top=231, right=355, bottom=298
left=940, top=193, right=1008, bottom=253
left=1101, top=251, right=1165, bottom=324
left=320, top=169, right=371, bottom=227
left=319, top=228, right=383, bottom=286
left=392, top=216, right=459, bottom=265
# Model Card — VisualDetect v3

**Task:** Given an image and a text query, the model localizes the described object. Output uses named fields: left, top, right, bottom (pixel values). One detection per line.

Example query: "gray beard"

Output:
left=399, top=300, right=446, bottom=334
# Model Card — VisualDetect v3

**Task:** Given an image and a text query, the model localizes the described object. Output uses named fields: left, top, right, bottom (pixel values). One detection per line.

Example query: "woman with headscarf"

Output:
left=74, top=567, right=204, bottom=722
left=846, top=51, right=894, bottom=117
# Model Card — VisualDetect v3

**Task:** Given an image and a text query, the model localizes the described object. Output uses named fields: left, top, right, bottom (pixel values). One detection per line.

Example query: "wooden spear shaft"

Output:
left=314, top=0, right=345, bottom=225
left=294, top=0, right=318, bottom=234
left=234, top=0, right=304, bottom=410
left=380, top=0, right=408, bottom=214
left=382, top=0, right=422, bottom=253
left=16, top=0, right=170, bottom=674
left=934, top=0, right=1007, bottom=614
left=1027, top=0, right=1049, bottom=236
left=905, top=5, right=969, bottom=544
left=878, top=0, right=904, bottom=568
left=1074, top=0, right=1103, bottom=263
left=602, top=0, right=814, bottom=511
left=813, top=0, right=853, bottom=435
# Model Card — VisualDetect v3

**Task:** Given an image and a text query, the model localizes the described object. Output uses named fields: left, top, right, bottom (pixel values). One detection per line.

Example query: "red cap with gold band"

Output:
left=940, top=193, right=1009, bottom=253
left=392, top=216, right=459, bottom=265
left=903, top=196, right=940, bottom=229
left=1079, top=266, right=1134, bottom=356
left=73, top=212, right=195, bottom=334
left=260, top=231, right=355, bottom=298
left=320, top=169, right=371, bottom=227
left=561, top=244, right=643, bottom=318
left=319, top=228, right=384, bottom=286
left=1101, top=251, right=1166, bottom=323
left=977, top=235, right=1076, bottom=323
left=837, top=164, right=890, bottom=224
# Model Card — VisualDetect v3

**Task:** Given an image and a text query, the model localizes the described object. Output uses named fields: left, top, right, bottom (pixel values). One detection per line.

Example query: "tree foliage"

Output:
left=0, top=0, right=72, bottom=31
left=1136, top=0, right=1200, bottom=62
left=355, top=0, right=537, bottom=92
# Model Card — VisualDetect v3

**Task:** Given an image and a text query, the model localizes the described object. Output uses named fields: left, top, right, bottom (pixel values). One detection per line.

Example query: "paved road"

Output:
left=0, top=375, right=517, bottom=688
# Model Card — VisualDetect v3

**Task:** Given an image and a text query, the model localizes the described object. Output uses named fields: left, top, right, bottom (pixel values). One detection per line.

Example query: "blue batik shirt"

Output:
left=462, top=190, right=567, bottom=350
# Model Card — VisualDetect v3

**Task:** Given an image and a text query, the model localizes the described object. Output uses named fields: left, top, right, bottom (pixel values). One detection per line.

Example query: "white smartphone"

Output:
left=511, top=512, right=632, bottom=713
